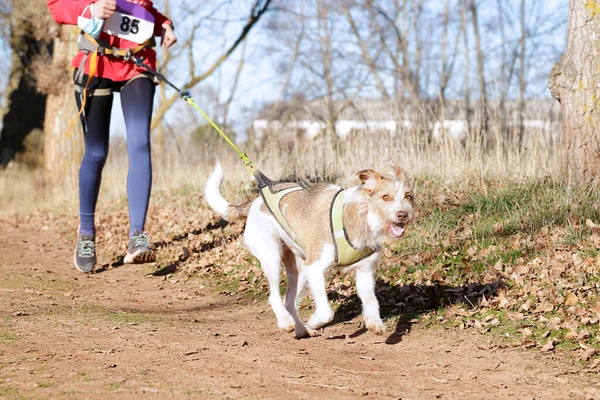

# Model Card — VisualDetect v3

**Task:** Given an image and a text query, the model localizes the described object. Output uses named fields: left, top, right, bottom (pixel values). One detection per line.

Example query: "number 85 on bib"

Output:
left=103, top=0, right=155, bottom=44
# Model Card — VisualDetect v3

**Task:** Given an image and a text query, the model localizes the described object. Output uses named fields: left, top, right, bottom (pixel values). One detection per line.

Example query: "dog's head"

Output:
left=355, top=166, right=414, bottom=239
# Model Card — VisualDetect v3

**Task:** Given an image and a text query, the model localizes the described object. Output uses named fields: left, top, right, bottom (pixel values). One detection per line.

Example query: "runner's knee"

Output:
left=127, top=135, right=151, bottom=158
left=83, top=147, right=109, bottom=169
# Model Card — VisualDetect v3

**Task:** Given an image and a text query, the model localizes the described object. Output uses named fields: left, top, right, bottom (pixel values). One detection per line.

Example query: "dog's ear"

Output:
left=357, top=169, right=382, bottom=194
left=392, top=165, right=406, bottom=180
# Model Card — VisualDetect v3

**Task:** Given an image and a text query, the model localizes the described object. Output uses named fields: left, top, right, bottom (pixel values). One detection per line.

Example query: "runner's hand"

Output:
left=161, top=23, right=177, bottom=48
left=90, top=0, right=117, bottom=19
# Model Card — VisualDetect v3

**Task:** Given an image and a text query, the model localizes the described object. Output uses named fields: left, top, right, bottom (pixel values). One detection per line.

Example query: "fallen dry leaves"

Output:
left=4, top=182, right=600, bottom=368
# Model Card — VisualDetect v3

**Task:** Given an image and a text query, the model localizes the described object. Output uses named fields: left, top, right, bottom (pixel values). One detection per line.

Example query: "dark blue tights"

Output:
left=76, top=75, right=155, bottom=237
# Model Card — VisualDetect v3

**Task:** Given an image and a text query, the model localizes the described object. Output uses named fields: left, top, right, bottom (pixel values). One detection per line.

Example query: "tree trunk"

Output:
left=317, top=0, right=338, bottom=148
left=343, top=4, right=390, bottom=100
left=0, top=3, right=51, bottom=167
left=367, top=1, right=421, bottom=110
left=43, top=26, right=84, bottom=187
left=461, top=0, right=471, bottom=132
left=549, top=1, right=600, bottom=184
left=469, top=0, right=488, bottom=141
left=518, top=0, right=526, bottom=151
left=154, top=0, right=170, bottom=158
left=439, top=0, right=449, bottom=104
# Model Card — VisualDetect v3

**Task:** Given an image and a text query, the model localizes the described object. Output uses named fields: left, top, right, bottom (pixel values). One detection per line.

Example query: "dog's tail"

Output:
left=204, top=163, right=252, bottom=221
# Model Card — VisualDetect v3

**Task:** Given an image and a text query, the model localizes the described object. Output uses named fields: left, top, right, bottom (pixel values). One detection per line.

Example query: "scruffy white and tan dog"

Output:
left=204, top=164, right=414, bottom=338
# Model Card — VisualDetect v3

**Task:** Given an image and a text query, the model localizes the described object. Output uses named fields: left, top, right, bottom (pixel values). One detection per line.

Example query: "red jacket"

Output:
left=47, top=0, right=171, bottom=82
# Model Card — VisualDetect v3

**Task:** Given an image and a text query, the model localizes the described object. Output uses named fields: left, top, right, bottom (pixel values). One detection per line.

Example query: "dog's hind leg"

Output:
left=253, top=244, right=295, bottom=331
left=244, top=209, right=295, bottom=332
left=283, top=247, right=300, bottom=317
left=294, top=258, right=308, bottom=310
left=282, top=250, right=315, bottom=338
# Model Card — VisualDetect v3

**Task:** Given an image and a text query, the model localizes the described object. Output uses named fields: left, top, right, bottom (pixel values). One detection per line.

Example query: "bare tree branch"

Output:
left=150, top=0, right=273, bottom=130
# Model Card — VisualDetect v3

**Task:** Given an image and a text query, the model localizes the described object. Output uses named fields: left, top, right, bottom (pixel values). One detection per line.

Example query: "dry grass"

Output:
left=0, top=119, right=563, bottom=218
left=254, top=126, right=561, bottom=184
left=0, top=164, right=77, bottom=217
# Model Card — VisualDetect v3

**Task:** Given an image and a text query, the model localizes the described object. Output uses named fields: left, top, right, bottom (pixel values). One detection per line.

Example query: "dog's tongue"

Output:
left=389, top=224, right=405, bottom=238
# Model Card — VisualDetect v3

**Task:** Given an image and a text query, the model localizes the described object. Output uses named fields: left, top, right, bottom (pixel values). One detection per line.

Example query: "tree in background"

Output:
left=264, top=0, right=565, bottom=149
left=468, top=0, right=488, bottom=139
left=150, top=0, right=273, bottom=132
left=0, top=0, right=54, bottom=167
left=550, top=0, right=600, bottom=184
left=42, top=26, right=83, bottom=187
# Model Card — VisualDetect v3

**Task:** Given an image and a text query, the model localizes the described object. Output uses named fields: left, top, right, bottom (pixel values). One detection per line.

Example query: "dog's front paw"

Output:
left=307, top=311, right=334, bottom=329
left=365, top=318, right=386, bottom=335
left=277, top=315, right=296, bottom=333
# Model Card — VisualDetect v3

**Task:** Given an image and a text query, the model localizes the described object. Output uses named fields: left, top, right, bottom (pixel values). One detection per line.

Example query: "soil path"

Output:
left=1, top=222, right=599, bottom=400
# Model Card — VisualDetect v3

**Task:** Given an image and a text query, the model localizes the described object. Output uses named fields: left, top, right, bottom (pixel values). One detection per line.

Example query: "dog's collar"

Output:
left=330, top=190, right=375, bottom=266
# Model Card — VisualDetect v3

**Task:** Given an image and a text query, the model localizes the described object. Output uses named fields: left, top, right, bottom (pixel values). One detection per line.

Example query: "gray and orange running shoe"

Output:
left=74, top=233, right=96, bottom=273
left=124, top=230, right=156, bottom=264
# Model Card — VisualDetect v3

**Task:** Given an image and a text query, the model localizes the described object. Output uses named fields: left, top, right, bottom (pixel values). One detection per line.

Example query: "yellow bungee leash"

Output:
left=181, top=95, right=256, bottom=174
left=131, top=56, right=257, bottom=176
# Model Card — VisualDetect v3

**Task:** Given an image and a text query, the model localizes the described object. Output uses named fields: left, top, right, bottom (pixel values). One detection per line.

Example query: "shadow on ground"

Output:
left=331, top=280, right=501, bottom=345
left=95, top=220, right=235, bottom=275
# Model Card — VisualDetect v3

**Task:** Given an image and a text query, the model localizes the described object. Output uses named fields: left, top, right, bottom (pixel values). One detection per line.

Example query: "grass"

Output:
left=0, top=330, right=21, bottom=343
left=1, top=302, right=169, bottom=334
left=0, top=271, right=78, bottom=293
left=0, top=320, right=20, bottom=344
left=61, top=390, right=83, bottom=397
left=107, top=381, right=123, bottom=391
left=184, top=388, right=217, bottom=397
left=69, top=304, right=170, bottom=327
left=215, top=270, right=267, bottom=301
left=103, top=308, right=159, bottom=325
left=0, top=388, right=25, bottom=399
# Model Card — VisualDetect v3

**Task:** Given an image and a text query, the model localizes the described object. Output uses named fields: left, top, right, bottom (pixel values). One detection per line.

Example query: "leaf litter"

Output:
left=5, top=181, right=600, bottom=369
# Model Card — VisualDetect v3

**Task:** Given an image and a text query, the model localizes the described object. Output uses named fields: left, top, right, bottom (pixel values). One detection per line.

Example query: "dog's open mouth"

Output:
left=388, top=222, right=406, bottom=238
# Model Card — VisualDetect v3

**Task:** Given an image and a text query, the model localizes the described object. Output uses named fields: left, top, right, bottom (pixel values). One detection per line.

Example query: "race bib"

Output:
left=103, top=0, right=155, bottom=44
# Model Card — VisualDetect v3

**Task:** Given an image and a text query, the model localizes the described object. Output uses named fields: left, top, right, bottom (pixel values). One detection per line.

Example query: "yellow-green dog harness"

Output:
left=329, top=190, right=375, bottom=266
left=259, top=182, right=375, bottom=266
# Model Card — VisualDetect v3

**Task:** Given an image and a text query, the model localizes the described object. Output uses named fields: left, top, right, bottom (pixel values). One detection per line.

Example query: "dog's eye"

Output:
left=405, top=193, right=414, bottom=202
left=382, top=195, right=392, bottom=202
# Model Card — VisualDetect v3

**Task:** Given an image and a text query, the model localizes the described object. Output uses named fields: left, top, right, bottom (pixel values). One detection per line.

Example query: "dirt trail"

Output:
left=1, top=222, right=599, bottom=400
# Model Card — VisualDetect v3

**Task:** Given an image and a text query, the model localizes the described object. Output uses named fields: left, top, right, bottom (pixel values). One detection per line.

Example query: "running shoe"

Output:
left=124, top=230, right=156, bottom=264
left=74, top=233, right=96, bottom=273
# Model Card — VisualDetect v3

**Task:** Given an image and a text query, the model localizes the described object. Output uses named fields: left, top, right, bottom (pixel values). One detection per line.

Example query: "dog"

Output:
left=204, top=163, right=414, bottom=338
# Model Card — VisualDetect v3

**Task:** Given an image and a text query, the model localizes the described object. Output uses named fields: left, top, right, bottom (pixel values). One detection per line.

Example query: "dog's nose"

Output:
left=396, top=211, right=409, bottom=222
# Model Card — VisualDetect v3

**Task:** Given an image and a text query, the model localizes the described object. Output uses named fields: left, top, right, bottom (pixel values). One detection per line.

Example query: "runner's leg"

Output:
left=75, top=87, right=113, bottom=235
left=120, top=77, right=155, bottom=237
